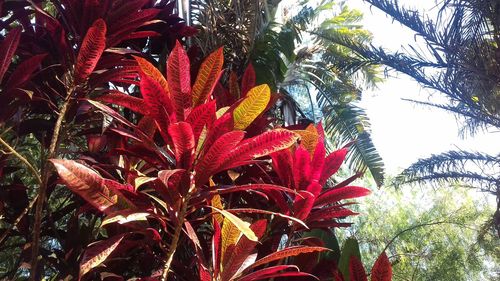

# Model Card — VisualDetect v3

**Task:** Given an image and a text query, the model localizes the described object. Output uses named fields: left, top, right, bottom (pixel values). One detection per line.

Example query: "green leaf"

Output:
left=338, top=237, right=362, bottom=281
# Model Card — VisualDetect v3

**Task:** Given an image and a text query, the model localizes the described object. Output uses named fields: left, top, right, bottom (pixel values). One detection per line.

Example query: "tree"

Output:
left=190, top=0, right=386, bottom=186
left=345, top=185, right=499, bottom=280
left=329, top=0, right=500, bottom=234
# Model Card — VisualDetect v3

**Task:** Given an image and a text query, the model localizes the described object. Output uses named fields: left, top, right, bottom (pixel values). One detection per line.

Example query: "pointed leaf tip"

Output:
left=74, top=19, right=107, bottom=83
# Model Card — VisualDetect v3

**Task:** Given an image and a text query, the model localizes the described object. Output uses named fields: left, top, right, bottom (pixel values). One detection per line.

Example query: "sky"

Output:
left=348, top=0, right=500, bottom=174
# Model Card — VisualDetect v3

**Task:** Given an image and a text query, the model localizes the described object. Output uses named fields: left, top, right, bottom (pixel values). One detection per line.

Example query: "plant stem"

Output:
left=0, top=195, right=38, bottom=246
left=29, top=94, right=72, bottom=280
left=161, top=193, right=191, bottom=281
left=0, top=137, right=42, bottom=185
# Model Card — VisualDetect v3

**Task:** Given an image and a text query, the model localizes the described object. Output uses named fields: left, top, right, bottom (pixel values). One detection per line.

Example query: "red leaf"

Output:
left=240, top=269, right=317, bottom=281
left=168, top=122, right=195, bottom=169
left=208, top=184, right=299, bottom=197
left=168, top=41, right=192, bottom=120
left=238, top=265, right=302, bottom=281
left=241, top=63, right=256, bottom=96
left=319, top=148, right=348, bottom=186
left=249, top=246, right=330, bottom=270
left=80, top=234, right=125, bottom=278
left=50, top=159, right=134, bottom=214
left=95, top=91, right=148, bottom=115
left=310, top=137, right=326, bottom=184
left=192, top=47, right=224, bottom=106
left=349, top=256, right=367, bottom=281
left=200, top=113, right=234, bottom=158
left=220, top=220, right=267, bottom=281
left=186, top=101, right=216, bottom=141
left=107, top=8, right=161, bottom=47
left=0, top=27, right=22, bottom=83
left=308, top=207, right=358, bottom=222
left=218, top=129, right=298, bottom=171
left=315, top=186, right=371, bottom=207
left=270, top=150, right=294, bottom=188
left=371, top=252, right=392, bottom=281
left=74, top=18, right=107, bottom=84
left=293, top=145, right=311, bottom=190
left=195, top=130, right=245, bottom=187
left=5, top=53, right=47, bottom=90
left=229, top=71, right=240, bottom=99
left=123, top=30, right=161, bottom=40
left=139, top=69, right=173, bottom=141
left=293, top=191, right=315, bottom=221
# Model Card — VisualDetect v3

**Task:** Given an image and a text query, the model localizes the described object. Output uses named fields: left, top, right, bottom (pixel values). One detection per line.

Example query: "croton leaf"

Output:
left=134, top=55, right=170, bottom=96
left=349, top=256, right=367, bottom=281
left=186, top=101, right=216, bottom=141
left=5, top=53, right=47, bottom=90
left=50, top=159, right=134, bottom=214
left=168, top=41, right=191, bottom=120
left=0, top=26, right=22, bottom=83
left=233, top=84, right=271, bottom=130
left=192, top=47, right=224, bottom=106
left=221, top=217, right=242, bottom=265
left=74, top=19, right=107, bottom=84
left=248, top=246, right=330, bottom=270
left=168, top=122, right=195, bottom=169
left=229, top=71, right=240, bottom=99
left=79, top=234, right=125, bottom=278
left=139, top=68, right=174, bottom=141
left=210, top=206, right=257, bottom=242
left=319, top=148, right=348, bottom=186
left=95, top=90, right=148, bottom=115
left=195, top=130, right=245, bottom=187
left=238, top=265, right=317, bottom=281
left=220, top=220, right=267, bottom=281
left=371, top=252, right=392, bottom=281
left=218, top=129, right=298, bottom=171
left=315, top=186, right=371, bottom=207
left=241, top=63, right=256, bottom=97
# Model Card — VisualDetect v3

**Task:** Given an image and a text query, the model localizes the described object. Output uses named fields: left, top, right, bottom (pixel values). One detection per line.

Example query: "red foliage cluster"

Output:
left=0, top=1, right=391, bottom=280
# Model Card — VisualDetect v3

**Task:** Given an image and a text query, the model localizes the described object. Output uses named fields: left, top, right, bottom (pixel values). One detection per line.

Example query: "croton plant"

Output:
left=0, top=1, right=392, bottom=280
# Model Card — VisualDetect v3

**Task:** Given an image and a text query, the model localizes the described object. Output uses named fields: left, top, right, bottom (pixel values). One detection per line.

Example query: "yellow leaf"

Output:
left=294, top=129, right=318, bottom=155
left=134, top=176, right=155, bottom=189
left=221, top=217, right=242, bottom=264
left=209, top=206, right=258, bottom=242
left=216, top=106, right=230, bottom=118
left=211, top=193, right=224, bottom=224
left=233, top=84, right=271, bottom=130
left=102, top=212, right=150, bottom=226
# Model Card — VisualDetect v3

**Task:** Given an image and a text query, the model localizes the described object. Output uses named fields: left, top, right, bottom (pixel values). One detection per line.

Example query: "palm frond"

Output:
left=393, top=150, right=500, bottom=193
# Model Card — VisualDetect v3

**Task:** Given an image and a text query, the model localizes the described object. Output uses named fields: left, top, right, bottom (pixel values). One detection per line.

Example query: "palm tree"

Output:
left=339, top=0, right=500, bottom=235
left=189, top=0, right=386, bottom=186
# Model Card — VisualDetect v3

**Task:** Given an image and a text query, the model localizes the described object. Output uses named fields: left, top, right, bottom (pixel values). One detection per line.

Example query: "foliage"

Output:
left=344, top=185, right=499, bottom=281
left=190, top=0, right=386, bottom=186
left=0, top=1, right=389, bottom=280
left=338, top=0, right=500, bottom=235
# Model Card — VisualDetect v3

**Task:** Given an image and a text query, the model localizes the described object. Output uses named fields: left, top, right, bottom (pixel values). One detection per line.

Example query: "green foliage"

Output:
left=344, top=185, right=499, bottom=280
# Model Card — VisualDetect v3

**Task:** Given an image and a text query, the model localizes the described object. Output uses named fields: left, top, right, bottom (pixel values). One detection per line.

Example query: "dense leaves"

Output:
left=0, top=1, right=382, bottom=280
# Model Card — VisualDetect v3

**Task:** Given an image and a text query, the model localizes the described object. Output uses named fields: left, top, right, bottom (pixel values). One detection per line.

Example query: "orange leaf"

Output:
left=133, top=55, right=170, bottom=98
left=248, top=246, right=330, bottom=270
left=192, top=47, right=224, bottom=106
left=79, top=235, right=124, bottom=278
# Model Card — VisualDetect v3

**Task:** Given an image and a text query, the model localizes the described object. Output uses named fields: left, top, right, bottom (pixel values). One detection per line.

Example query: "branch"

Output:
left=0, top=137, right=42, bottom=185
left=29, top=92, right=72, bottom=280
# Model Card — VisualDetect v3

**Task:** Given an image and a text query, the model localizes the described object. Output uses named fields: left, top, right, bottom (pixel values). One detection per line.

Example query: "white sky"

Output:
left=348, top=0, right=500, bottom=174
